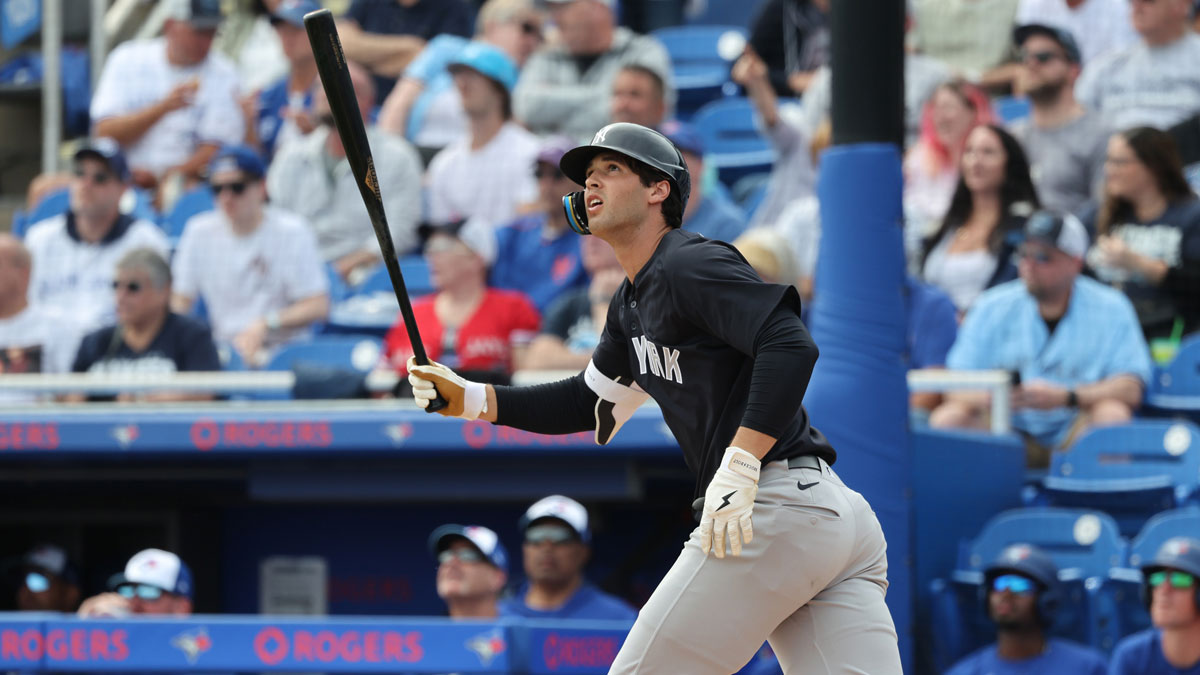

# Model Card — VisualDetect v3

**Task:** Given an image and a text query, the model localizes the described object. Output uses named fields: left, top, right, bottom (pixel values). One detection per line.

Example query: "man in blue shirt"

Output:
left=659, top=120, right=748, bottom=244
left=946, top=543, right=1107, bottom=675
left=1111, top=537, right=1200, bottom=675
left=428, top=524, right=509, bottom=619
left=498, top=495, right=637, bottom=621
left=930, top=211, right=1152, bottom=466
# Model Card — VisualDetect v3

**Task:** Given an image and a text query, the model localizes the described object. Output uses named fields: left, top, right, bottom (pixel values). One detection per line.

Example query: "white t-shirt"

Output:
left=1016, top=0, right=1138, bottom=63
left=25, top=214, right=170, bottom=336
left=0, top=306, right=77, bottom=404
left=90, top=38, right=244, bottom=176
left=922, top=234, right=999, bottom=312
left=1076, top=33, right=1200, bottom=131
left=172, top=207, right=329, bottom=344
left=425, top=121, right=540, bottom=229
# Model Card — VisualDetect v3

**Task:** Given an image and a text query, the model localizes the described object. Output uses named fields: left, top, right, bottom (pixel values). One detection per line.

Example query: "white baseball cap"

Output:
left=519, top=495, right=591, bottom=542
left=115, top=549, right=194, bottom=599
left=428, top=524, right=509, bottom=571
left=1023, top=211, right=1089, bottom=259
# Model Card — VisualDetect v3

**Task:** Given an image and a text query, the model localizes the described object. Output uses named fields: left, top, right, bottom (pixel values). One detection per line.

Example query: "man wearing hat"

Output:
left=659, top=119, right=748, bottom=245
left=25, top=139, right=169, bottom=341
left=171, top=145, right=329, bottom=366
left=14, top=544, right=81, bottom=613
left=945, top=543, right=1106, bottom=674
left=428, top=524, right=509, bottom=618
left=498, top=495, right=636, bottom=621
left=1013, top=0, right=1136, bottom=65
left=251, top=0, right=323, bottom=160
left=426, top=42, right=540, bottom=230
left=1009, top=24, right=1108, bottom=215
left=1111, top=536, right=1200, bottom=674
left=78, top=549, right=194, bottom=617
left=932, top=210, right=1153, bottom=465
left=91, top=0, right=243, bottom=189
left=490, top=137, right=589, bottom=314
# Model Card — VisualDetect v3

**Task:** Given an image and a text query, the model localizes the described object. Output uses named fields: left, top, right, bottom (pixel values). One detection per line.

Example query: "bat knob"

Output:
left=425, top=395, right=449, bottom=414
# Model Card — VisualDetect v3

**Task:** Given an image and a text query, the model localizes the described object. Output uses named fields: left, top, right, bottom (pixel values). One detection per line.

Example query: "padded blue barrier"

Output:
left=161, top=186, right=214, bottom=247
left=1145, top=334, right=1200, bottom=420
left=650, top=25, right=746, bottom=116
left=691, top=97, right=776, bottom=186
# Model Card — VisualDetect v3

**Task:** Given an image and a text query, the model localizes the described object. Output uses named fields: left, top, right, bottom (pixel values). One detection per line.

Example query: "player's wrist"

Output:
left=721, top=446, right=761, bottom=483
left=460, top=380, right=487, bottom=420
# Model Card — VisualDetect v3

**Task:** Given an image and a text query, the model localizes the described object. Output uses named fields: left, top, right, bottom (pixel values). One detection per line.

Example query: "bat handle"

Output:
left=425, top=394, right=449, bottom=414
left=411, top=353, right=449, bottom=414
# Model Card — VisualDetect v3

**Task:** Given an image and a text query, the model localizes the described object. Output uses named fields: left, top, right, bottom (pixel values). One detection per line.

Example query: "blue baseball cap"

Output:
left=74, top=138, right=130, bottom=182
left=208, top=144, right=266, bottom=180
left=448, top=42, right=519, bottom=93
left=270, top=0, right=321, bottom=27
left=428, top=524, right=509, bottom=571
left=110, top=548, right=194, bottom=599
left=659, top=119, right=704, bottom=157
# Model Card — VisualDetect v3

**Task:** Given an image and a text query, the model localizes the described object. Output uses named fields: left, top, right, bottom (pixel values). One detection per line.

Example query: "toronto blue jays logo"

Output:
left=171, top=628, right=212, bottom=664
left=384, top=423, right=413, bottom=444
left=111, top=424, right=139, bottom=448
left=465, top=628, right=506, bottom=666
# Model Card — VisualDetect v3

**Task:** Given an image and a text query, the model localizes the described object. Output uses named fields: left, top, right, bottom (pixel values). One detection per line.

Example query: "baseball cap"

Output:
left=419, top=217, right=497, bottom=266
left=208, top=144, right=266, bottom=180
left=22, top=544, right=79, bottom=585
left=519, top=495, right=591, bottom=543
left=1023, top=210, right=1089, bottom=259
left=112, top=549, right=194, bottom=599
left=447, top=42, right=519, bottom=93
left=166, top=0, right=223, bottom=30
left=1013, top=23, right=1082, bottom=64
left=428, top=524, right=509, bottom=571
left=74, top=138, right=130, bottom=183
left=659, top=119, right=705, bottom=157
left=270, top=0, right=321, bottom=27
left=537, top=136, right=576, bottom=168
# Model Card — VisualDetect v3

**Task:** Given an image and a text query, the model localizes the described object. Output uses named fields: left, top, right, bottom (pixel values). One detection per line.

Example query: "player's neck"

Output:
left=1161, top=622, right=1200, bottom=668
left=607, top=222, right=671, bottom=284
left=446, top=597, right=499, bottom=619
left=525, top=576, right=582, bottom=610
left=994, top=627, right=1046, bottom=661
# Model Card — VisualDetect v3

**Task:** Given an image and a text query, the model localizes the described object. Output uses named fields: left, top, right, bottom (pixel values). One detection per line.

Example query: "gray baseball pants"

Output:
left=609, top=457, right=903, bottom=674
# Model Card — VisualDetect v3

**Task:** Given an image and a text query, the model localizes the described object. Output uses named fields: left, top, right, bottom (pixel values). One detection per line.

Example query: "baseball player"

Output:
left=1110, top=536, right=1200, bottom=674
left=407, top=122, right=902, bottom=674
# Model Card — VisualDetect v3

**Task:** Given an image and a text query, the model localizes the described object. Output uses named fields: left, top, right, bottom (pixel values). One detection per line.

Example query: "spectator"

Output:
left=609, top=64, right=668, bottom=128
left=248, top=0, right=323, bottom=161
left=90, top=0, right=243, bottom=196
left=1082, top=126, right=1200, bottom=343
left=378, top=0, right=544, bottom=151
left=268, top=60, right=424, bottom=282
left=945, top=543, right=1107, bottom=675
left=69, top=249, right=219, bottom=402
left=426, top=43, right=540, bottom=229
left=1075, top=0, right=1200, bottom=131
left=904, top=81, right=995, bottom=250
left=1168, top=112, right=1200, bottom=190
left=498, top=495, right=637, bottom=621
left=428, top=524, right=509, bottom=618
left=1015, top=0, right=1137, bottom=64
left=1110, top=537, right=1200, bottom=675
left=732, top=228, right=800, bottom=288
left=746, top=0, right=829, bottom=96
left=1009, top=25, right=1109, bottom=215
left=78, top=549, right=193, bottom=618
left=15, top=544, right=80, bottom=613
left=931, top=211, right=1151, bottom=466
left=337, top=0, right=474, bottom=100
left=660, top=120, right=749, bottom=244
left=490, top=137, right=588, bottom=313
left=0, top=235, right=75, bottom=386
left=25, top=141, right=169, bottom=339
left=217, top=0, right=289, bottom=94
left=911, top=0, right=1019, bottom=82
left=513, top=0, right=672, bottom=139
left=920, top=124, right=1040, bottom=313
left=523, top=234, right=623, bottom=372
left=171, top=145, right=330, bottom=367
left=761, top=118, right=831, bottom=296
left=382, top=218, right=539, bottom=383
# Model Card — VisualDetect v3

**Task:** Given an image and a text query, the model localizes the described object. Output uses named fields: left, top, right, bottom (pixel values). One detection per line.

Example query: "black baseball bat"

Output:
left=303, top=8, right=446, bottom=412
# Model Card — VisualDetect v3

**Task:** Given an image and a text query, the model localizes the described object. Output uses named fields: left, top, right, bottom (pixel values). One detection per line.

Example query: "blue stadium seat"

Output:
left=13, top=188, right=71, bottom=237
left=1037, top=421, right=1200, bottom=536
left=1128, top=505, right=1200, bottom=568
left=993, top=96, right=1032, bottom=124
left=685, top=0, right=770, bottom=26
left=692, top=97, right=776, bottom=186
left=265, top=335, right=384, bottom=374
left=1145, top=334, right=1200, bottom=420
left=651, top=25, right=747, bottom=117
left=216, top=342, right=245, bottom=371
left=325, top=262, right=350, bottom=303
left=731, top=172, right=771, bottom=220
left=356, top=256, right=434, bottom=298
left=162, top=185, right=215, bottom=246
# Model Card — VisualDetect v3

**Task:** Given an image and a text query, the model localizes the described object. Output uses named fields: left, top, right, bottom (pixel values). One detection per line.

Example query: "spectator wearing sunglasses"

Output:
left=1111, top=536, right=1200, bottom=674
left=78, top=549, right=193, bottom=618
left=498, top=495, right=636, bottom=621
left=14, top=544, right=80, bottom=613
left=931, top=211, right=1152, bottom=467
left=945, top=543, right=1106, bottom=675
left=68, top=248, right=219, bottom=402
left=24, top=140, right=170, bottom=344
left=428, top=524, right=509, bottom=618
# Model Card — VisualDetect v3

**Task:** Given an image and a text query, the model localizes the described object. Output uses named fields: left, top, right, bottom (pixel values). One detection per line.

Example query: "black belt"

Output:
left=787, top=454, right=823, bottom=470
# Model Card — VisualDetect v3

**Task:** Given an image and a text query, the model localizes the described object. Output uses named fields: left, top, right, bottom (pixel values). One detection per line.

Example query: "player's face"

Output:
left=610, top=70, right=665, bottom=128
left=1103, top=134, right=1156, bottom=200
left=1018, top=241, right=1079, bottom=299
left=17, top=570, right=77, bottom=612
left=436, top=541, right=504, bottom=603
left=960, top=126, right=1006, bottom=195
left=987, top=575, right=1040, bottom=629
left=1149, top=569, right=1199, bottom=629
left=522, top=522, right=588, bottom=586
left=1016, top=35, right=1072, bottom=100
left=583, top=153, right=663, bottom=236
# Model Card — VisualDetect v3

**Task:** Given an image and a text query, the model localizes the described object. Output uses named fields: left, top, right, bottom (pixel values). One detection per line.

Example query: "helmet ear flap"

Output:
left=563, top=191, right=590, bottom=235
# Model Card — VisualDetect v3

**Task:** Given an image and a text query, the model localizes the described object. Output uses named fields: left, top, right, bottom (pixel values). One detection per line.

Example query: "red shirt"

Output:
left=385, top=288, right=540, bottom=375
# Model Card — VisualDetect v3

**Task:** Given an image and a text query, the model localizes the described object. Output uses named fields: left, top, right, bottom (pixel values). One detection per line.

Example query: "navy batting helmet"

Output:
left=1141, top=536, right=1200, bottom=610
left=558, top=123, right=691, bottom=235
left=982, top=543, right=1061, bottom=624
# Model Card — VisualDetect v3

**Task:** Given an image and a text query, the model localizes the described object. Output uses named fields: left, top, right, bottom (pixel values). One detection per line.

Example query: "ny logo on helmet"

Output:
left=593, top=125, right=613, bottom=144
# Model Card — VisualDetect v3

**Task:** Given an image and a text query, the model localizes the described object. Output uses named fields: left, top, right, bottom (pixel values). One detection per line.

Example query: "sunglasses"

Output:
left=73, top=168, right=113, bottom=184
left=520, top=20, right=542, bottom=37
left=535, top=166, right=566, bottom=180
left=525, top=524, right=576, bottom=545
left=991, top=574, right=1037, bottom=595
left=111, top=280, right=143, bottom=293
left=210, top=181, right=248, bottom=196
left=115, top=583, right=167, bottom=600
left=25, top=571, right=51, bottom=593
left=438, top=548, right=484, bottom=565
left=1018, top=246, right=1054, bottom=264
left=1148, top=570, right=1196, bottom=589
left=1019, top=50, right=1064, bottom=65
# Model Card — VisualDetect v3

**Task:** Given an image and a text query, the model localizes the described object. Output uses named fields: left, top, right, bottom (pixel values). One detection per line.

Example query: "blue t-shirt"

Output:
left=256, top=77, right=314, bottom=160
left=907, top=276, right=958, bottom=369
left=682, top=191, right=749, bottom=244
left=1110, top=629, right=1200, bottom=675
left=490, top=214, right=587, bottom=314
left=946, top=638, right=1107, bottom=675
left=344, top=0, right=473, bottom=98
left=497, top=582, right=637, bottom=621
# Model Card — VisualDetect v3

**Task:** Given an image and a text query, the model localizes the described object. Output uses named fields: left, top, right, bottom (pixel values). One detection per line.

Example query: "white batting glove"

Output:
left=406, top=356, right=487, bottom=420
left=699, top=447, right=761, bottom=558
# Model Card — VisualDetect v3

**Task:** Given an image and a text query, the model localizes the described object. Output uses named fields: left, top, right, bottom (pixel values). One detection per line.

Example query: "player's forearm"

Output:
left=94, top=103, right=171, bottom=145
left=741, top=307, right=818, bottom=439
left=491, top=371, right=596, bottom=433
left=729, top=427, right=778, bottom=460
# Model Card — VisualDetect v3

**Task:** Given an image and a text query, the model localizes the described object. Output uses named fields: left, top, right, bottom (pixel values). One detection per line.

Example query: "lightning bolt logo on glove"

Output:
left=699, top=447, right=760, bottom=558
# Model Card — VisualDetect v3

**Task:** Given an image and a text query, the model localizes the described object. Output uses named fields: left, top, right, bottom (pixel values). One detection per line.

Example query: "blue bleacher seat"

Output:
left=993, top=95, right=1032, bottom=124
left=265, top=335, right=383, bottom=374
left=355, top=256, right=433, bottom=298
left=1036, top=421, right=1200, bottom=536
left=162, top=185, right=215, bottom=246
left=1128, top=505, right=1200, bottom=568
left=692, top=97, right=775, bottom=187
left=1145, top=334, right=1200, bottom=420
left=216, top=342, right=245, bottom=371
left=731, top=172, right=771, bottom=220
left=684, top=0, right=770, bottom=26
left=651, top=25, right=747, bottom=117
left=12, top=188, right=71, bottom=237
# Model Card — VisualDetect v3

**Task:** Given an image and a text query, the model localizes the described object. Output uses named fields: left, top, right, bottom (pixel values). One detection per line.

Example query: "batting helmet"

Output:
left=1141, top=536, right=1200, bottom=610
left=981, top=543, right=1061, bottom=625
left=558, top=123, right=691, bottom=235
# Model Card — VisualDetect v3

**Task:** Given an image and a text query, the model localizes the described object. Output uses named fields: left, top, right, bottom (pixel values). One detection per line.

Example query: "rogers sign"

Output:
left=541, top=632, right=619, bottom=670
left=1, top=628, right=129, bottom=663
left=252, top=627, right=423, bottom=665
left=190, top=419, right=332, bottom=451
